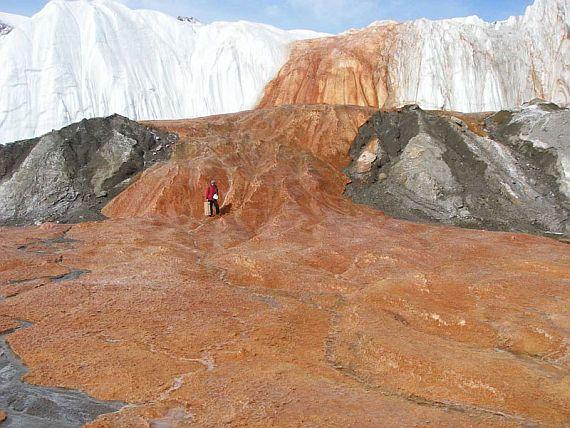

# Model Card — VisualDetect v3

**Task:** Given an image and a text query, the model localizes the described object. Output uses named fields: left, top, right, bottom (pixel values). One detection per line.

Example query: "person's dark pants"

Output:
left=209, top=199, right=220, bottom=215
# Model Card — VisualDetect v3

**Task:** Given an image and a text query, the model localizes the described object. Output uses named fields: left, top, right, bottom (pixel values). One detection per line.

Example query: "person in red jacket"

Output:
left=205, top=179, right=220, bottom=216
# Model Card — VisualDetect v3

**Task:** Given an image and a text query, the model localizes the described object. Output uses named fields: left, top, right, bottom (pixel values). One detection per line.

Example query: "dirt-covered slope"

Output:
left=345, top=102, right=569, bottom=236
left=0, top=115, right=176, bottom=226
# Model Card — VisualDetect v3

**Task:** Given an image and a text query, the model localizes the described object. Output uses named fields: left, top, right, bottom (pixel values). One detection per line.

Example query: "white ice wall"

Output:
left=0, top=0, right=323, bottom=144
left=392, top=0, right=569, bottom=111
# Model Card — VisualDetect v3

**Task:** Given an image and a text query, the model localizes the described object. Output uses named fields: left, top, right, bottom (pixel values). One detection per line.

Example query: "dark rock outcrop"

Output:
left=0, top=115, right=176, bottom=226
left=0, top=21, right=12, bottom=36
left=344, top=103, right=569, bottom=236
left=177, top=16, right=200, bottom=24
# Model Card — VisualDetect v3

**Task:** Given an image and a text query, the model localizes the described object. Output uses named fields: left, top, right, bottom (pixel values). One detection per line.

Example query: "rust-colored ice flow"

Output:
left=103, top=105, right=375, bottom=226
left=258, top=26, right=399, bottom=109
left=0, top=105, right=568, bottom=426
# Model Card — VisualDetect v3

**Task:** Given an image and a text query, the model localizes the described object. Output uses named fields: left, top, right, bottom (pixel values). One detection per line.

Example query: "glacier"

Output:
left=259, top=0, right=569, bottom=114
left=393, top=0, right=570, bottom=112
left=0, top=0, right=324, bottom=144
left=0, top=0, right=568, bottom=144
